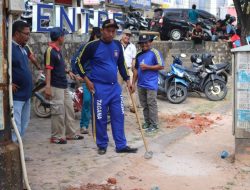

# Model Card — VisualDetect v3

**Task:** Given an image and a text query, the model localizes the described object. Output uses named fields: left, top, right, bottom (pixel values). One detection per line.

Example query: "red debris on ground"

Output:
left=66, top=177, right=120, bottom=190
left=107, top=177, right=117, bottom=184
left=159, top=112, right=222, bottom=134
left=66, top=183, right=120, bottom=190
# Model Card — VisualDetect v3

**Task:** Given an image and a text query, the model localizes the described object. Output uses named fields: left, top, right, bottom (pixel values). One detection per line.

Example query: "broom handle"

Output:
left=127, top=87, right=149, bottom=152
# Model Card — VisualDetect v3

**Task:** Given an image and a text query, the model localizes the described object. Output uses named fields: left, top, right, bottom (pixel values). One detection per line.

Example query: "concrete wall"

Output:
left=28, top=33, right=232, bottom=74
left=151, top=41, right=232, bottom=70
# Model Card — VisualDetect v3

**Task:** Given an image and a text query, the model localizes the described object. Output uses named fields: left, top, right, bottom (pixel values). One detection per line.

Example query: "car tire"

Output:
left=170, top=29, right=182, bottom=41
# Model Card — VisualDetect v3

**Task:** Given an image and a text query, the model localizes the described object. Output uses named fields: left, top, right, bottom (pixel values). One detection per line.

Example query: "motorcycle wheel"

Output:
left=204, top=80, right=227, bottom=101
left=167, top=84, right=188, bottom=104
left=33, top=88, right=51, bottom=118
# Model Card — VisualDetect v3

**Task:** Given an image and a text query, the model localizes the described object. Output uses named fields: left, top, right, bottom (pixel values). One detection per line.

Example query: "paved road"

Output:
left=22, top=80, right=243, bottom=190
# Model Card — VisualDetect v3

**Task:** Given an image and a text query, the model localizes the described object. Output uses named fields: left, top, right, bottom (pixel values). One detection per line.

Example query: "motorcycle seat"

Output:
left=209, top=63, right=228, bottom=70
left=175, top=64, right=200, bottom=74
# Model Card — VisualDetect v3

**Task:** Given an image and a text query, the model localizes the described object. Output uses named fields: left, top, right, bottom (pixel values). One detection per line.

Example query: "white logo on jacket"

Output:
left=96, top=99, right=102, bottom=120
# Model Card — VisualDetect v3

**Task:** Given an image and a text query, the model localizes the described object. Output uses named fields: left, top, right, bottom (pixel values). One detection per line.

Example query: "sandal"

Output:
left=66, top=134, right=84, bottom=140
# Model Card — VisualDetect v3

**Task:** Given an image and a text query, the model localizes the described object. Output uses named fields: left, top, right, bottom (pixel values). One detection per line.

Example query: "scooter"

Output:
left=158, top=54, right=228, bottom=103
left=124, top=14, right=140, bottom=31
left=158, top=54, right=189, bottom=104
left=170, top=55, right=228, bottom=102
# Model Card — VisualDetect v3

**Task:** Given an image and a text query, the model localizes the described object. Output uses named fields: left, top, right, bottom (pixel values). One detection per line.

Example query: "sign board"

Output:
left=32, top=3, right=123, bottom=33
left=235, top=52, right=250, bottom=131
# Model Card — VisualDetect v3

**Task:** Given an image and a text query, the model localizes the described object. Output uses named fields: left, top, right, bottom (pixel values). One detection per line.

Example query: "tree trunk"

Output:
left=233, top=0, right=250, bottom=45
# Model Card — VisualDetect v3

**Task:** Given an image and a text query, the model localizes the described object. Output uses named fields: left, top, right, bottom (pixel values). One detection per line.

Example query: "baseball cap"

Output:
left=138, top=34, right=153, bottom=44
left=102, top=19, right=119, bottom=29
left=50, top=27, right=69, bottom=41
left=123, top=29, right=132, bottom=35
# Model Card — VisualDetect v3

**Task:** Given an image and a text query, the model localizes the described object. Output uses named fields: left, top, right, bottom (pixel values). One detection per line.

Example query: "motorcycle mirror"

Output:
left=180, top=53, right=187, bottom=58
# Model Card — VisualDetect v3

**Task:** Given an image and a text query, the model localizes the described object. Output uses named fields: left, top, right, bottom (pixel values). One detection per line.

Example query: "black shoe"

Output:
left=98, top=148, right=107, bottom=155
left=116, top=146, right=138, bottom=153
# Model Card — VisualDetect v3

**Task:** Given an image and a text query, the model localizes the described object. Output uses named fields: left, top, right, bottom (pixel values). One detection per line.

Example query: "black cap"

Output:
left=102, top=19, right=119, bottom=29
left=138, top=34, right=153, bottom=44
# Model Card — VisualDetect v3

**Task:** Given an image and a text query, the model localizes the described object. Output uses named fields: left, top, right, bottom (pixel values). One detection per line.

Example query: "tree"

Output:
left=233, top=0, right=250, bottom=45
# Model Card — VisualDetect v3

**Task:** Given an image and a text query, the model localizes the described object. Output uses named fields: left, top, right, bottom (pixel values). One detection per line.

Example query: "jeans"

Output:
left=12, top=99, right=31, bottom=142
left=80, top=83, right=91, bottom=129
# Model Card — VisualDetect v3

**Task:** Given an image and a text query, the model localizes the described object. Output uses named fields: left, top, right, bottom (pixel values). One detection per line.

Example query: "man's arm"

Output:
left=131, top=44, right=137, bottom=71
left=45, top=69, right=52, bottom=100
left=140, top=64, right=164, bottom=71
left=25, top=45, right=42, bottom=70
left=75, top=41, right=96, bottom=92
left=131, top=56, right=140, bottom=93
left=44, top=47, right=53, bottom=100
left=140, top=49, right=165, bottom=71
left=29, top=53, right=42, bottom=70
left=75, top=41, right=94, bottom=78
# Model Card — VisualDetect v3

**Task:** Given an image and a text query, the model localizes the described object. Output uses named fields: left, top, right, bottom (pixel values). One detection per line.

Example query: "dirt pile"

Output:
left=159, top=112, right=222, bottom=134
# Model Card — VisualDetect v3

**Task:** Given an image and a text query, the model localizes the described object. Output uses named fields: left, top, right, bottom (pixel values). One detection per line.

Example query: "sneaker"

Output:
left=116, top=146, right=138, bottom=153
left=50, top=137, right=67, bottom=144
left=145, top=124, right=159, bottom=133
left=66, top=135, right=84, bottom=140
left=80, top=127, right=89, bottom=134
left=142, top=122, right=150, bottom=129
left=98, top=147, right=107, bottom=155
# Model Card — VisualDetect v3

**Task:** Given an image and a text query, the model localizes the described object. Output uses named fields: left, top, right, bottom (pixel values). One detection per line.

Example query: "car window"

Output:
left=182, top=9, right=189, bottom=20
left=164, top=10, right=182, bottom=18
left=197, top=10, right=215, bottom=19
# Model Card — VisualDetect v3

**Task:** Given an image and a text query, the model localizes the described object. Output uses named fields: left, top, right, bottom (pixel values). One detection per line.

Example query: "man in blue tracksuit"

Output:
left=132, top=34, right=165, bottom=133
left=76, top=19, right=138, bottom=155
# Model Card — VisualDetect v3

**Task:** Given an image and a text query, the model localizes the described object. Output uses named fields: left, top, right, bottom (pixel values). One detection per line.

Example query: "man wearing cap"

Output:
left=76, top=19, right=138, bottom=155
left=118, top=29, right=137, bottom=113
left=131, top=34, right=165, bottom=133
left=44, top=27, right=83, bottom=144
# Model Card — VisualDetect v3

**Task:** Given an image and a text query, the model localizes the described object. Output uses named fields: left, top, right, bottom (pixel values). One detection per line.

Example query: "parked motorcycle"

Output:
left=158, top=54, right=189, bottom=104
left=158, top=54, right=228, bottom=104
left=124, top=14, right=140, bottom=31
left=131, top=11, right=149, bottom=30
left=190, top=53, right=231, bottom=83
left=32, top=73, right=83, bottom=118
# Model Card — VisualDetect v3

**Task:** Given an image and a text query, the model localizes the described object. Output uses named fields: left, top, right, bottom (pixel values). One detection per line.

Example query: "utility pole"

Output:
left=0, top=0, right=23, bottom=189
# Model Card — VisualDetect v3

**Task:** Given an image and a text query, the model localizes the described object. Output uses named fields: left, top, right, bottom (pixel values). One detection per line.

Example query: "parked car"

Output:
left=154, top=8, right=216, bottom=41
left=160, top=17, right=190, bottom=41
